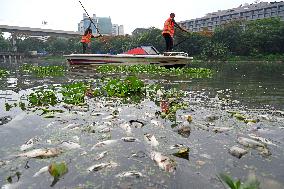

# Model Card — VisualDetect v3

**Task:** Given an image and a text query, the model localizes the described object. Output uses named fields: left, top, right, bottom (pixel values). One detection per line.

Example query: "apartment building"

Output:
left=179, top=1, right=284, bottom=32
left=78, top=13, right=124, bottom=36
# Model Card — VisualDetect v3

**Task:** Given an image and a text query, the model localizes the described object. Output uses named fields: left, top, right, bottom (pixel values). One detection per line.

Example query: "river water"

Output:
left=0, top=61, right=283, bottom=189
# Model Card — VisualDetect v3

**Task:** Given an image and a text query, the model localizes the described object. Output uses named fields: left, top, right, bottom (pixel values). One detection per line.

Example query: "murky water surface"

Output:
left=0, top=61, right=284, bottom=189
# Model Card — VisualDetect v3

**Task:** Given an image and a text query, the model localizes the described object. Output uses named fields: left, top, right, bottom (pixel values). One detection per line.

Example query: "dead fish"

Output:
left=95, top=151, right=108, bottom=160
left=88, top=161, right=118, bottom=172
left=257, top=147, right=272, bottom=157
left=151, top=120, right=164, bottom=128
left=92, top=140, right=117, bottom=149
left=212, top=127, right=232, bottom=133
left=102, top=115, right=113, bottom=120
left=237, top=137, right=266, bottom=148
left=62, top=123, right=81, bottom=130
left=150, top=151, right=176, bottom=172
left=20, top=137, right=41, bottom=151
left=229, top=146, right=248, bottom=159
left=144, top=133, right=159, bottom=147
left=59, top=141, right=80, bottom=150
left=116, top=171, right=144, bottom=178
left=18, top=148, right=62, bottom=158
left=248, top=134, right=277, bottom=146
left=120, top=123, right=132, bottom=135
left=121, top=137, right=137, bottom=142
left=98, top=127, right=111, bottom=133
left=33, top=166, right=49, bottom=177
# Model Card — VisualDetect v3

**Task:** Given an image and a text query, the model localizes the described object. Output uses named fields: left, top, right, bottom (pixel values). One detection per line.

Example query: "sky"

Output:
left=0, top=0, right=272, bottom=34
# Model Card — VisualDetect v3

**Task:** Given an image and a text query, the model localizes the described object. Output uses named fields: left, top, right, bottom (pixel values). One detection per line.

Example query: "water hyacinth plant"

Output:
left=21, top=64, right=66, bottom=77
left=96, top=65, right=213, bottom=78
left=0, top=68, right=9, bottom=78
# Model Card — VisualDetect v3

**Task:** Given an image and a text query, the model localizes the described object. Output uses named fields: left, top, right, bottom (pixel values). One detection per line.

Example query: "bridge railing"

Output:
left=0, top=52, right=24, bottom=63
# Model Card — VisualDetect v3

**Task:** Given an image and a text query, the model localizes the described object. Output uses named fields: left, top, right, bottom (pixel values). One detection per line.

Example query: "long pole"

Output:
left=78, top=1, right=102, bottom=36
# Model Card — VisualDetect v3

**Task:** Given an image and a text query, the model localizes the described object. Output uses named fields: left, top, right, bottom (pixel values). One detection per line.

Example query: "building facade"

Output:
left=112, top=24, right=124, bottom=36
left=179, top=1, right=284, bottom=32
left=78, top=13, right=124, bottom=36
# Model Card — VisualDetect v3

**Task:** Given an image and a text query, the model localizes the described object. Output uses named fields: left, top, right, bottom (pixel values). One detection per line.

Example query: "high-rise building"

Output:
left=112, top=24, right=124, bottom=36
left=179, top=1, right=284, bottom=32
left=78, top=13, right=112, bottom=35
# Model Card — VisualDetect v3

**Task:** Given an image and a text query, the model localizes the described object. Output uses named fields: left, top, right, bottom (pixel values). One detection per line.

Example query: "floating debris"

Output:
left=121, top=137, right=137, bottom=142
left=48, top=161, right=68, bottom=179
left=120, top=123, right=132, bottom=135
left=129, top=120, right=145, bottom=128
left=59, top=141, right=81, bottom=150
left=150, top=151, right=176, bottom=172
left=33, top=166, right=49, bottom=177
left=0, top=116, right=12, bottom=126
left=88, top=161, right=118, bottom=172
left=116, top=171, right=144, bottom=178
left=92, top=140, right=117, bottom=148
left=144, top=133, right=159, bottom=147
left=229, top=146, right=248, bottom=158
left=211, top=126, right=233, bottom=133
left=20, top=137, right=41, bottom=151
left=172, top=147, right=190, bottom=160
left=95, top=151, right=108, bottom=161
left=18, top=148, right=62, bottom=158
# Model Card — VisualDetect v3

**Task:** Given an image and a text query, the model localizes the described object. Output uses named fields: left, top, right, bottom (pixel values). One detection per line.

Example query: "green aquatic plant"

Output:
left=218, top=173, right=260, bottom=189
left=103, top=76, right=145, bottom=97
left=96, top=65, right=213, bottom=78
left=0, top=69, right=9, bottom=78
left=28, top=88, right=58, bottom=106
left=61, top=82, right=88, bottom=105
left=21, top=64, right=66, bottom=77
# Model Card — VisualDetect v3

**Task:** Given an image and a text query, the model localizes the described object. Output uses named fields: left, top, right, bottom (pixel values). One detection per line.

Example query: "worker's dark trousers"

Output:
left=163, top=33, right=173, bottom=52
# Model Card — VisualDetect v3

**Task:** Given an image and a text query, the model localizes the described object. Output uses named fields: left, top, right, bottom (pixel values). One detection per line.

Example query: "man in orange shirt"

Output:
left=81, top=26, right=101, bottom=54
left=162, top=13, right=188, bottom=52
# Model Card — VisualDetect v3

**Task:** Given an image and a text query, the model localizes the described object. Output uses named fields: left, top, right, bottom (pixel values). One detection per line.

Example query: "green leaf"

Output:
left=48, top=161, right=68, bottom=179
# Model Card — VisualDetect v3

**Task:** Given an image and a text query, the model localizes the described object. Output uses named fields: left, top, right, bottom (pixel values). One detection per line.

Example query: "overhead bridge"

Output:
left=0, top=25, right=81, bottom=38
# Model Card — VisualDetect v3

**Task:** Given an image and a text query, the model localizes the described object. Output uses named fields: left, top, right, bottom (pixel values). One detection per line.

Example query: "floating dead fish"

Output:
left=62, top=123, right=81, bottom=130
left=248, top=134, right=277, bottom=146
left=116, top=171, right=144, bottom=178
left=120, top=123, right=132, bottom=135
left=150, top=151, right=176, bottom=172
left=18, top=148, right=62, bottom=158
left=20, top=137, right=41, bottom=151
left=92, top=140, right=117, bottom=148
left=102, top=115, right=113, bottom=120
left=88, top=161, right=118, bottom=172
left=144, top=133, right=159, bottom=147
left=91, top=112, right=105, bottom=116
left=59, top=141, right=80, bottom=150
left=237, top=137, right=266, bottom=148
left=121, top=137, right=137, bottom=142
left=98, top=127, right=111, bottom=133
left=212, top=127, right=233, bottom=133
left=204, top=114, right=219, bottom=122
left=33, top=166, right=49, bottom=177
left=229, top=146, right=248, bottom=158
left=150, top=120, right=164, bottom=128
left=95, top=151, right=108, bottom=161
left=257, top=147, right=272, bottom=157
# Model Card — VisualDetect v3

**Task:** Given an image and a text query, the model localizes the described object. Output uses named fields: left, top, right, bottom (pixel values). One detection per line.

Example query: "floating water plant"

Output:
left=218, top=173, right=260, bottom=189
left=96, top=65, right=213, bottom=78
left=28, top=88, right=58, bottom=106
left=61, top=82, right=88, bottom=105
left=0, top=69, right=9, bottom=78
left=21, top=64, right=66, bottom=77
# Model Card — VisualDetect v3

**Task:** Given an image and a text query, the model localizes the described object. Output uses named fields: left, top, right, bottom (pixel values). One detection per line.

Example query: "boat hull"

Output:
left=64, top=54, right=193, bottom=66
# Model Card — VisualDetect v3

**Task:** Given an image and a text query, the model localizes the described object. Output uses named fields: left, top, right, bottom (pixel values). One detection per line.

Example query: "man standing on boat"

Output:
left=81, top=25, right=101, bottom=54
left=162, top=13, right=189, bottom=52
